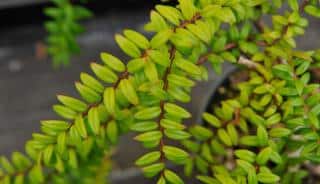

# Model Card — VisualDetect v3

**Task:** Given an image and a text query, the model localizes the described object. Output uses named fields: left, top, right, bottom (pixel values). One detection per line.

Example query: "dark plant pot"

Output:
left=109, top=63, right=237, bottom=184
left=194, top=63, right=237, bottom=124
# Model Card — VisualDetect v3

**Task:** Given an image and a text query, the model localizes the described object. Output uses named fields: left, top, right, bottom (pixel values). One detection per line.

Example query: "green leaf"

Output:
left=189, top=125, right=213, bottom=141
left=304, top=5, right=320, bottom=18
left=29, top=165, right=44, bottom=183
left=145, top=11, right=168, bottom=32
left=269, top=127, right=291, bottom=138
left=135, top=151, right=161, bottom=166
left=195, top=156, right=209, bottom=174
left=236, top=159, right=255, bottom=172
left=103, top=87, right=116, bottom=114
left=88, top=107, right=100, bottom=135
left=256, top=147, right=272, bottom=165
left=164, top=103, right=191, bottom=119
left=170, top=31, right=195, bottom=54
left=0, top=157, right=15, bottom=173
left=197, top=176, right=218, bottom=184
left=11, top=152, right=31, bottom=171
left=266, top=113, right=281, bottom=126
left=134, top=131, right=162, bottom=142
left=160, top=119, right=185, bottom=130
left=157, top=176, right=166, bottom=184
left=187, top=21, right=212, bottom=44
left=134, top=107, right=161, bottom=120
left=178, top=0, right=197, bottom=19
left=168, top=74, right=195, bottom=88
left=164, top=129, right=191, bottom=140
left=127, top=58, right=145, bottom=73
left=257, top=172, right=280, bottom=183
left=270, top=150, right=283, bottom=164
left=226, top=124, right=238, bottom=145
left=80, top=73, right=104, bottom=93
left=57, top=95, right=87, bottom=112
left=210, top=140, right=225, bottom=155
left=296, top=61, right=310, bottom=75
left=212, top=37, right=227, bottom=52
left=53, top=105, right=77, bottom=120
left=215, top=174, right=237, bottom=184
left=240, top=136, right=259, bottom=146
left=142, top=163, right=165, bottom=178
left=295, top=79, right=304, bottom=96
left=100, top=52, right=126, bottom=72
left=221, top=52, right=237, bottom=63
left=311, top=104, right=320, bottom=116
left=41, top=120, right=69, bottom=132
left=175, top=58, right=201, bottom=76
left=131, top=121, right=158, bottom=132
left=288, top=0, right=299, bottom=11
left=13, top=174, right=24, bottom=184
left=217, top=129, right=232, bottom=146
left=124, top=29, right=150, bottom=49
left=155, top=5, right=182, bottom=25
left=257, top=125, right=268, bottom=146
left=235, top=150, right=256, bottom=163
left=168, top=87, right=191, bottom=103
left=115, top=34, right=141, bottom=58
left=248, top=169, right=258, bottom=184
left=245, top=0, right=267, bottom=7
left=32, top=133, right=56, bottom=144
left=75, top=82, right=101, bottom=103
left=240, top=22, right=251, bottom=39
left=144, top=61, right=159, bottom=81
left=164, top=169, right=184, bottom=184
left=219, top=7, right=236, bottom=23
left=43, top=145, right=54, bottom=166
left=181, top=140, right=200, bottom=153
left=201, top=143, right=213, bottom=162
left=202, top=112, right=221, bottom=128
left=272, top=64, right=293, bottom=81
left=107, top=120, right=118, bottom=144
left=56, top=132, right=66, bottom=155
left=239, top=41, right=258, bottom=54
left=149, top=50, right=170, bottom=67
left=74, top=6, right=93, bottom=19
left=74, top=115, right=87, bottom=138
left=150, top=29, right=173, bottom=48
left=201, top=5, right=222, bottom=18
left=163, top=146, right=188, bottom=164
left=120, top=79, right=139, bottom=105
left=68, top=149, right=78, bottom=169
left=91, top=63, right=118, bottom=83
left=184, top=158, right=193, bottom=177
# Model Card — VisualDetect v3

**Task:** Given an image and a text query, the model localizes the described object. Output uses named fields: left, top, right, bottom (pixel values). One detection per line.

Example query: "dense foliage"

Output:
left=1, top=0, right=320, bottom=183
left=44, top=0, right=92, bottom=67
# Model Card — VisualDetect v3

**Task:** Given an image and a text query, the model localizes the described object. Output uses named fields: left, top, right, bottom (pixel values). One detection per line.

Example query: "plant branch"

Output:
left=237, top=56, right=258, bottom=69
left=299, top=0, right=310, bottom=14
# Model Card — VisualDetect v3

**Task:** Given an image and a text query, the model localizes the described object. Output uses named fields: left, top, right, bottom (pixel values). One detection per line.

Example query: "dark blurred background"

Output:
left=0, top=1, right=319, bottom=183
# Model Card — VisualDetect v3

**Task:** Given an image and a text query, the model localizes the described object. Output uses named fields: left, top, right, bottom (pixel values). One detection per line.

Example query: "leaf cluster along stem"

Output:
left=196, top=43, right=238, bottom=65
left=158, top=46, right=177, bottom=164
left=156, top=11, right=203, bottom=173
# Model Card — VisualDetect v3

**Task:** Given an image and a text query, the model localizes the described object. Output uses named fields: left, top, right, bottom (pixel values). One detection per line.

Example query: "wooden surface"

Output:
left=0, top=7, right=319, bottom=184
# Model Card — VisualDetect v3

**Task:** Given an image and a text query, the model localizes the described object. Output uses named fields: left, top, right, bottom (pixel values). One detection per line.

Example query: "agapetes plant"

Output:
left=1, top=0, right=320, bottom=183
left=45, top=0, right=92, bottom=67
